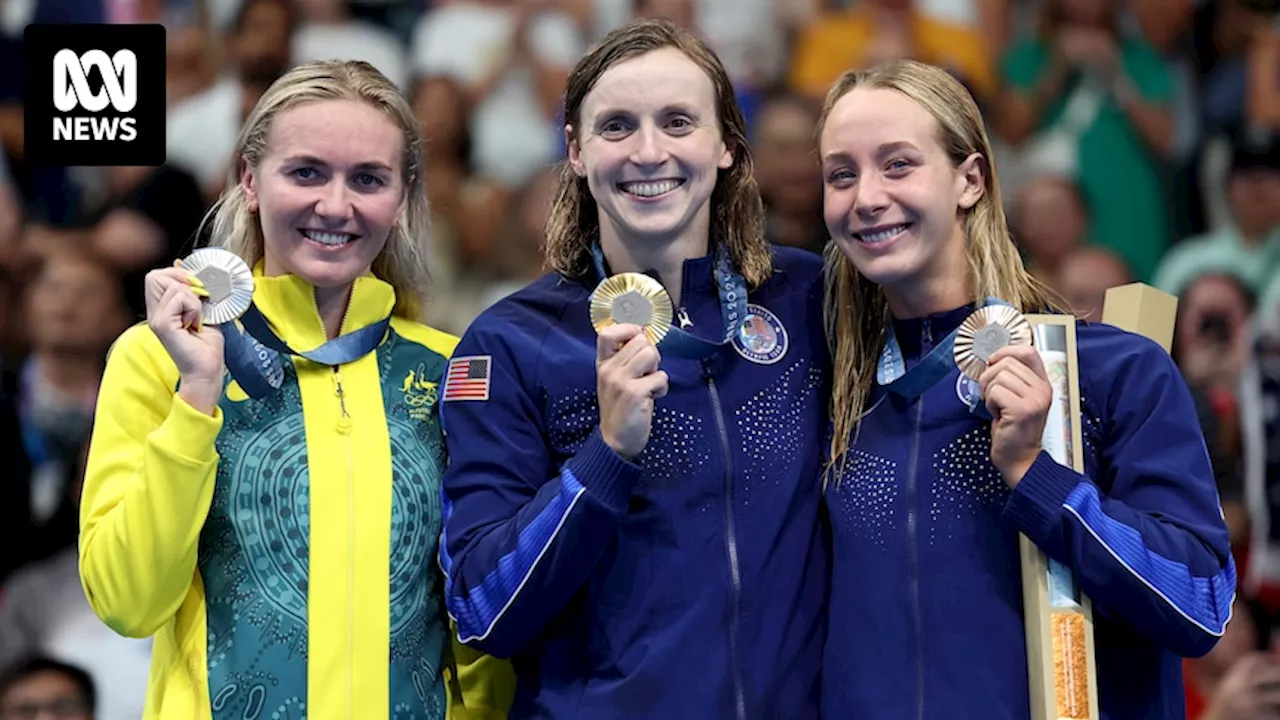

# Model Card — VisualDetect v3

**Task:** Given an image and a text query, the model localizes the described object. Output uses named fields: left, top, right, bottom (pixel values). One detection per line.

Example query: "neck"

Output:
left=883, top=227, right=971, bottom=318
left=599, top=223, right=710, bottom=308
left=315, top=285, right=353, bottom=339
left=34, top=352, right=100, bottom=393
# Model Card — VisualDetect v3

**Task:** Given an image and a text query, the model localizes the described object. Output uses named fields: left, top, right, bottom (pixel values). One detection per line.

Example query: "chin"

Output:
left=289, top=259, right=369, bottom=289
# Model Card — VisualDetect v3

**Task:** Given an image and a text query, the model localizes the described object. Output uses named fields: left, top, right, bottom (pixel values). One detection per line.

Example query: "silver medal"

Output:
left=179, top=248, right=254, bottom=326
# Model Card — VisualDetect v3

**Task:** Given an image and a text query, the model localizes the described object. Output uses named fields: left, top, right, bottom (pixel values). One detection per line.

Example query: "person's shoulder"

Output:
left=760, top=245, right=826, bottom=297
left=388, top=317, right=460, bottom=359
left=459, top=271, right=586, bottom=353
left=1074, top=319, right=1180, bottom=390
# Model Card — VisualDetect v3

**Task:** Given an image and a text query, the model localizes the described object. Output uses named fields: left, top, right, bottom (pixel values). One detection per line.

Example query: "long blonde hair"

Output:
left=821, top=60, right=1063, bottom=476
left=544, top=18, right=772, bottom=289
left=203, top=59, right=430, bottom=319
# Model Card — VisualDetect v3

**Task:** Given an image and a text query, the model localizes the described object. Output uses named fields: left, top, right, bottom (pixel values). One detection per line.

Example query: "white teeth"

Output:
left=622, top=180, right=681, bottom=197
left=858, top=225, right=908, bottom=243
left=304, top=230, right=353, bottom=246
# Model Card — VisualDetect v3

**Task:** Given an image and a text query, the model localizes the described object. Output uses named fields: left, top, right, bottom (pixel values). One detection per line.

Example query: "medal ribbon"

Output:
left=589, top=242, right=747, bottom=361
left=876, top=296, right=1012, bottom=403
left=221, top=303, right=390, bottom=399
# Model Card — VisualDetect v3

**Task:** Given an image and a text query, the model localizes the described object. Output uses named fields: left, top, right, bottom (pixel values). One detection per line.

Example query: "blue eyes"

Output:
left=290, top=167, right=386, bottom=189
left=826, top=159, right=915, bottom=185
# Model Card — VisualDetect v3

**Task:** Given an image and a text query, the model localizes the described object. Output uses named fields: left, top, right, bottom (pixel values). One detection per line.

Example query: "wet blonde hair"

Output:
left=544, top=18, right=772, bottom=289
left=820, top=60, right=1063, bottom=476
left=204, top=59, right=429, bottom=319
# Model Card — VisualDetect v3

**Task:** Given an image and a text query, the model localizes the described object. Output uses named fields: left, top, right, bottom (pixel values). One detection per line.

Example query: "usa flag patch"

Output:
left=443, top=356, right=491, bottom=402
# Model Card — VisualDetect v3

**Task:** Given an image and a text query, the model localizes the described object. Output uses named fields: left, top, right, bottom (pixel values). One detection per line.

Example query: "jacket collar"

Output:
left=250, top=263, right=396, bottom=351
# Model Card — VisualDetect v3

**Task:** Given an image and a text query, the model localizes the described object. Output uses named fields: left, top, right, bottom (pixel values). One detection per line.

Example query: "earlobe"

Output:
left=718, top=142, right=734, bottom=170
left=957, top=152, right=986, bottom=211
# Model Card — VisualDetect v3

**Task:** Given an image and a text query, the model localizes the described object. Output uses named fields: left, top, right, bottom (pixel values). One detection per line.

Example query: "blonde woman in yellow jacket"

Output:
left=78, top=60, right=512, bottom=720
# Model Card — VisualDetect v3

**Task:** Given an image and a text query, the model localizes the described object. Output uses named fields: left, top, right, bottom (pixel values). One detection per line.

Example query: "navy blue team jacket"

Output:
left=439, top=246, right=831, bottom=719
left=823, top=303, right=1237, bottom=719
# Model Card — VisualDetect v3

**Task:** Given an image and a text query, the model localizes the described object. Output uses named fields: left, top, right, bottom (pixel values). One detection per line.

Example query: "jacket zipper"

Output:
left=317, top=299, right=356, bottom=720
left=705, top=358, right=747, bottom=720
left=907, top=320, right=930, bottom=720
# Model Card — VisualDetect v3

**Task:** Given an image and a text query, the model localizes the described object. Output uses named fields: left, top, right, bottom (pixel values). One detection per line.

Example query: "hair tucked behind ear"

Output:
left=818, top=60, right=1066, bottom=482
left=200, top=59, right=431, bottom=320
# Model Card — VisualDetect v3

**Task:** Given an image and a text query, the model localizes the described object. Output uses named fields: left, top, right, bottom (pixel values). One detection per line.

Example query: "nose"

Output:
left=630, top=124, right=667, bottom=167
left=853, top=171, right=889, bottom=222
left=314, top=179, right=354, bottom=223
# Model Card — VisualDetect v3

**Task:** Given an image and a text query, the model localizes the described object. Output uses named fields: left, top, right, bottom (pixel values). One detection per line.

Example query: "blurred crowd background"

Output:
left=0, top=0, right=1279, bottom=718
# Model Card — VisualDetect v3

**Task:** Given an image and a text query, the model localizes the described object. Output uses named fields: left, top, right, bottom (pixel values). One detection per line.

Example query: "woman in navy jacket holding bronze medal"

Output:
left=437, top=17, right=831, bottom=719
left=816, top=59, right=1236, bottom=719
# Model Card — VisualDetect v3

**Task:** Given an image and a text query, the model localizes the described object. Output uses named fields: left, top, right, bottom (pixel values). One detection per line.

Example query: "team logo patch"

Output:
left=400, top=363, right=440, bottom=419
left=956, top=373, right=980, bottom=409
left=733, top=304, right=788, bottom=365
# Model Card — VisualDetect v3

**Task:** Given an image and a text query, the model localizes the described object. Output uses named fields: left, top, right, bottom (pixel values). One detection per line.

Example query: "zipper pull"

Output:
left=677, top=307, right=693, bottom=328
left=333, top=367, right=352, bottom=433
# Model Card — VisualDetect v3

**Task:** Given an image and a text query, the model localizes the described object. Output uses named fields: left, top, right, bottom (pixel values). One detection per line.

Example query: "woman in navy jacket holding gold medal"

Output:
left=437, top=18, right=830, bottom=719
left=816, top=59, right=1235, bottom=719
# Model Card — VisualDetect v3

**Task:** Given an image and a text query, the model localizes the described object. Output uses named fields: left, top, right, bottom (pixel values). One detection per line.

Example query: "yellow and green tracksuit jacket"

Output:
left=79, top=269, right=513, bottom=719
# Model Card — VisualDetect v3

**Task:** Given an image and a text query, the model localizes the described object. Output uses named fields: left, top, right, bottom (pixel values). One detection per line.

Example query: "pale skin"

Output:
left=567, top=48, right=731, bottom=460
left=821, top=86, right=1052, bottom=487
left=144, top=98, right=409, bottom=418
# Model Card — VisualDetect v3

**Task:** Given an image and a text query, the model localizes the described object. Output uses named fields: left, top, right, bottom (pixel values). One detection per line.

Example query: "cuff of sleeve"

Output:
left=151, top=392, right=224, bottom=465
left=1002, top=450, right=1083, bottom=546
left=564, top=429, right=642, bottom=515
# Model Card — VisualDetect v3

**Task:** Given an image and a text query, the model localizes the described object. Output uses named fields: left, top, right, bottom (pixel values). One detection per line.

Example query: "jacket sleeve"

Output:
left=1001, top=331, right=1236, bottom=659
left=78, top=324, right=222, bottom=638
left=439, top=321, right=642, bottom=658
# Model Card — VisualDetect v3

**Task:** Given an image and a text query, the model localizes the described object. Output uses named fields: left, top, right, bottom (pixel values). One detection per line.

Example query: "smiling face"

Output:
left=820, top=86, right=983, bottom=315
left=242, top=98, right=406, bottom=289
left=568, top=46, right=733, bottom=251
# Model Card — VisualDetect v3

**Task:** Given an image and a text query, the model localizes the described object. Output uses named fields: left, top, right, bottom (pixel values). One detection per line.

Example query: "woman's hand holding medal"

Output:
left=144, top=262, right=226, bottom=415
left=596, top=324, right=670, bottom=461
left=978, top=344, right=1053, bottom=488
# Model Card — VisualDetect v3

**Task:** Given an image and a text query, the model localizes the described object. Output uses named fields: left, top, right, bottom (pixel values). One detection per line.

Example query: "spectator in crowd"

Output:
left=1156, top=132, right=1280, bottom=299
left=291, top=0, right=409, bottom=89
left=753, top=90, right=826, bottom=254
left=1053, top=244, right=1133, bottom=323
left=166, top=0, right=298, bottom=201
left=1, top=249, right=126, bottom=582
left=0, top=657, right=95, bottom=720
left=789, top=0, right=996, bottom=106
left=1184, top=596, right=1277, bottom=719
left=996, top=0, right=1174, bottom=283
left=0, top=446, right=150, bottom=720
left=1010, top=174, right=1090, bottom=284
left=409, top=0, right=584, bottom=262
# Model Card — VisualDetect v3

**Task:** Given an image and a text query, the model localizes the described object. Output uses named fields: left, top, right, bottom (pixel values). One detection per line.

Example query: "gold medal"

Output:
left=954, top=305, right=1033, bottom=381
left=588, top=272, right=674, bottom=346
left=179, top=248, right=254, bottom=326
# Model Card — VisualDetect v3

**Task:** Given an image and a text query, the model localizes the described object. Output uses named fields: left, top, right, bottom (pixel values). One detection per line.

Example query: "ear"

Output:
left=566, top=125, right=587, bottom=177
left=240, top=156, right=259, bottom=213
left=717, top=139, right=734, bottom=171
left=956, top=152, right=985, bottom=211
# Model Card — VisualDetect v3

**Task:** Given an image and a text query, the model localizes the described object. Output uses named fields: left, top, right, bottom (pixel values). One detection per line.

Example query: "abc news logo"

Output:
left=24, top=24, right=165, bottom=166
left=53, top=49, right=139, bottom=142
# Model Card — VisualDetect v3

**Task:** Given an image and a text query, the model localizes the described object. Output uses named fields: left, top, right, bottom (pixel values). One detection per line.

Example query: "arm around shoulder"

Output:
left=79, top=323, right=224, bottom=638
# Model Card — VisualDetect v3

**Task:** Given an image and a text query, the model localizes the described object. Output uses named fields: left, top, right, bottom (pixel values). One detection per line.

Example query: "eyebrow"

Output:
left=282, top=155, right=394, bottom=173
left=590, top=102, right=702, bottom=120
left=822, top=141, right=923, bottom=163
